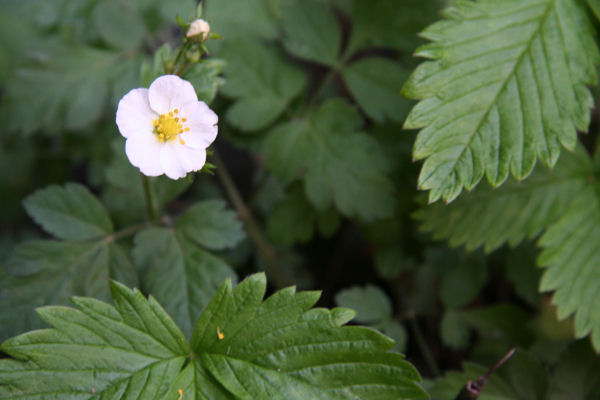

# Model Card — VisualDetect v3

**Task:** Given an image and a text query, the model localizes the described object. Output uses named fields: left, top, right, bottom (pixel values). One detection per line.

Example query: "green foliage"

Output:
left=403, top=0, right=599, bottom=202
left=0, top=275, right=427, bottom=399
left=264, top=99, right=395, bottom=220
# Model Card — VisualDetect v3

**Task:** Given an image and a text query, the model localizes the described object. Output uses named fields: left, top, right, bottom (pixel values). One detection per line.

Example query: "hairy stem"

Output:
left=212, top=151, right=290, bottom=289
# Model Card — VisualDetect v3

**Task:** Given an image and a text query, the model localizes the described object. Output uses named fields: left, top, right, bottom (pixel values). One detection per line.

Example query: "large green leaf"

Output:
left=0, top=275, right=428, bottom=399
left=538, top=183, right=600, bottom=350
left=133, top=228, right=237, bottom=337
left=205, top=0, right=279, bottom=41
left=0, top=282, right=189, bottom=399
left=415, top=146, right=591, bottom=252
left=403, top=0, right=599, bottom=202
left=264, top=99, right=395, bottom=220
left=219, top=39, right=307, bottom=132
left=23, top=183, right=113, bottom=241
left=0, top=239, right=137, bottom=341
left=280, top=0, right=341, bottom=66
left=587, top=0, right=600, bottom=20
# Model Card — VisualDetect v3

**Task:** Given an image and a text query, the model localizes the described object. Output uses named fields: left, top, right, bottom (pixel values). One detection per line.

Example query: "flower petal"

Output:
left=125, top=133, right=164, bottom=176
left=177, top=145, right=207, bottom=172
left=116, top=88, right=156, bottom=139
left=180, top=101, right=218, bottom=149
left=160, top=143, right=188, bottom=180
left=148, top=75, right=198, bottom=114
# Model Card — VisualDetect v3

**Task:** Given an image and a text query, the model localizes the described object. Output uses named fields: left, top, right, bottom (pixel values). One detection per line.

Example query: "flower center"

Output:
left=153, top=109, right=190, bottom=143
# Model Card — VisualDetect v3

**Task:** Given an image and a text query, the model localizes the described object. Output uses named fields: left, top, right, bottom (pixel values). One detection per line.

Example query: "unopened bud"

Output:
left=186, top=19, right=210, bottom=41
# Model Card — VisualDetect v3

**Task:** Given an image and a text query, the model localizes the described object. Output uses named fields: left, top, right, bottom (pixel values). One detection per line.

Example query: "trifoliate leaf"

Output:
left=264, top=99, right=395, bottom=220
left=403, top=0, right=600, bottom=203
left=23, top=183, right=113, bottom=241
left=335, top=285, right=393, bottom=324
left=219, top=39, right=307, bottom=132
left=176, top=200, right=245, bottom=250
left=188, top=273, right=428, bottom=399
left=538, top=183, right=600, bottom=351
left=280, top=0, right=341, bottom=66
left=348, top=0, right=443, bottom=54
left=342, top=57, right=412, bottom=123
left=0, top=274, right=427, bottom=399
left=415, top=146, right=591, bottom=252
left=133, top=228, right=236, bottom=337
left=0, top=281, right=189, bottom=399
left=205, top=0, right=279, bottom=42
left=0, top=239, right=137, bottom=341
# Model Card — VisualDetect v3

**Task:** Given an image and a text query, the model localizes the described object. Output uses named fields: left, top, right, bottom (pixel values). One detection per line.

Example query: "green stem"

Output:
left=407, top=314, right=441, bottom=377
left=141, top=174, right=159, bottom=222
left=212, top=151, right=291, bottom=289
left=107, top=221, right=154, bottom=242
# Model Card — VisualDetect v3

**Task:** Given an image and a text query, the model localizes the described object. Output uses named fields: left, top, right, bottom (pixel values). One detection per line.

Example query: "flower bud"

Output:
left=186, top=19, right=210, bottom=41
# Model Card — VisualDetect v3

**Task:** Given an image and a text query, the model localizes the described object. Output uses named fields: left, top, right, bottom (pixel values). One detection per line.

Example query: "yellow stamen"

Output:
left=178, top=389, right=183, bottom=400
left=184, top=127, right=190, bottom=132
left=217, top=327, right=224, bottom=340
left=182, top=118, right=187, bottom=122
left=168, top=111, right=174, bottom=117
left=153, top=109, right=187, bottom=143
left=179, top=138, right=185, bottom=145
left=174, top=109, right=179, bottom=114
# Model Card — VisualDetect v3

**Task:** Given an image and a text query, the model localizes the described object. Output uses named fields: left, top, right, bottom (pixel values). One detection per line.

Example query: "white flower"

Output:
left=186, top=19, right=210, bottom=40
left=116, top=75, right=218, bottom=179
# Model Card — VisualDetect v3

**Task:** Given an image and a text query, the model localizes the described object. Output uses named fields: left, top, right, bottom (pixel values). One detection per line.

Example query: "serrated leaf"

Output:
left=538, top=183, right=600, bottom=351
left=0, top=275, right=427, bottom=399
left=219, top=39, right=307, bottom=132
left=264, top=99, right=395, bottom=220
left=183, top=59, right=226, bottom=105
left=92, top=0, right=146, bottom=51
left=0, top=240, right=137, bottom=341
left=0, top=281, right=189, bottom=399
left=335, top=285, right=393, bottom=324
left=176, top=200, right=245, bottom=250
left=342, top=57, right=413, bottom=123
left=403, top=0, right=600, bottom=203
left=189, top=273, right=427, bottom=399
left=133, top=228, right=236, bottom=337
left=415, top=146, right=591, bottom=252
left=280, top=0, right=341, bottom=66
left=23, top=183, right=113, bottom=241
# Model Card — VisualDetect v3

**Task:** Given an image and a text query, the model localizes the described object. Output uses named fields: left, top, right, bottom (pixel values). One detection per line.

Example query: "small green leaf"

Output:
left=280, top=0, right=341, bottom=66
left=133, top=228, right=236, bottom=338
left=440, top=312, right=470, bottom=350
left=219, top=39, right=307, bottom=132
left=264, top=99, right=395, bottom=220
left=92, top=0, right=146, bottom=51
left=342, top=57, right=412, bottom=123
left=335, top=284, right=393, bottom=324
left=176, top=200, right=245, bottom=250
left=24, top=183, right=113, bottom=241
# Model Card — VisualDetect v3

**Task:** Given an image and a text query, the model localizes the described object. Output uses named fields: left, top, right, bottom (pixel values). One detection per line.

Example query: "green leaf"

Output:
left=205, top=0, right=279, bottom=41
left=23, top=183, right=113, bottom=241
left=0, top=281, right=189, bottom=399
left=1, top=40, right=137, bottom=134
left=0, top=239, right=137, bottom=341
left=538, top=183, right=600, bottom=351
left=403, top=0, right=600, bottom=203
left=348, top=0, right=443, bottom=54
left=280, top=0, right=341, bottom=66
left=264, top=99, right=396, bottom=220
left=342, top=57, right=413, bottom=123
left=91, top=0, right=146, bottom=51
left=0, top=275, right=427, bottom=399
left=587, top=0, right=600, bottom=20
left=438, top=251, right=487, bottom=309
left=219, top=39, right=307, bottom=132
left=548, top=341, right=600, bottom=399
left=183, top=59, right=226, bottom=104
left=133, top=228, right=237, bottom=337
left=415, top=146, right=591, bottom=252
left=335, top=285, right=393, bottom=324
left=188, top=273, right=427, bottom=399
left=176, top=200, right=245, bottom=250
left=440, top=311, right=470, bottom=350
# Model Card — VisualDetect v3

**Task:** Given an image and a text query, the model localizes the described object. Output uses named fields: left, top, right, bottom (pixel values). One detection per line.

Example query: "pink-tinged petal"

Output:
left=148, top=75, right=198, bottom=114
left=116, top=88, right=156, bottom=139
left=160, top=143, right=187, bottom=179
left=180, top=101, right=218, bottom=149
left=177, top=145, right=207, bottom=172
left=125, top=133, right=164, bottom=176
